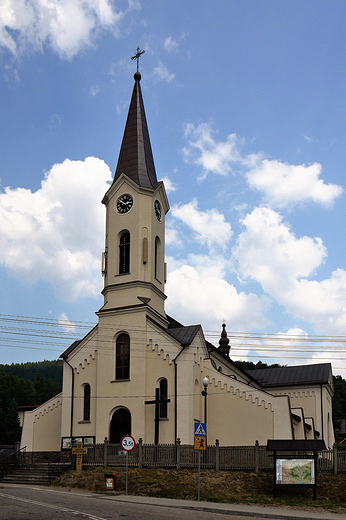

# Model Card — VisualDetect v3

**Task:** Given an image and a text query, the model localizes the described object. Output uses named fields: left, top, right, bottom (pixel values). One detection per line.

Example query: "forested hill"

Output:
left=0, top=359, right=62, bottom=385
left=0, top=360, right=63, bottom=444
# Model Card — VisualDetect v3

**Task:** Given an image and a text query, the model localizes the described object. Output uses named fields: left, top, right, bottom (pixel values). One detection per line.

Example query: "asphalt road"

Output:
left=0, top=484, right=345, bottom=520
left=0, top=484, right=259, bottom=520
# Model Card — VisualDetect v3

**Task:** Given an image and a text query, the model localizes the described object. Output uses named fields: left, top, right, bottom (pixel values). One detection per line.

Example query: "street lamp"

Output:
left=201, top=377, right=209, bottom=425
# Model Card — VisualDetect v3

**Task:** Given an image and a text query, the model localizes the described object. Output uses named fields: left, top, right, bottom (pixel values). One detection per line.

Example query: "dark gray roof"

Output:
left=112, top=73, right=158, bottom=189
left=60, top=325, right=98, bottom=359
left=247, top=363, right=332, bottom=388
left=166, top=325, right=201, bottom=346
left=267, top=439, right=326, bottom=451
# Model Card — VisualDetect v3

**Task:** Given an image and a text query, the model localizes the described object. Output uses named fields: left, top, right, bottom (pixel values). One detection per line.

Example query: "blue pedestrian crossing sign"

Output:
left=194, top=422, right=207, bottom=437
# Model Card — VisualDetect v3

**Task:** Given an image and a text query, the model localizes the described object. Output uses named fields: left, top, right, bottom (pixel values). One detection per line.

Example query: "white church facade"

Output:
left=21, top=69, right=335, bottom=452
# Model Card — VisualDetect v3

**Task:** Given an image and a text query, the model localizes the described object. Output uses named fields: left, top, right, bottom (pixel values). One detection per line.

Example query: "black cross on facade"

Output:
left=145, top=387, right=171, bottom=445
left=131, top=46, right=145, bottom=73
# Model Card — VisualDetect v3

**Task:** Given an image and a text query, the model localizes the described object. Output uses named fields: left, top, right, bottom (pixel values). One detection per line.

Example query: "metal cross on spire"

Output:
left=131, top=46, right=145, bottom=73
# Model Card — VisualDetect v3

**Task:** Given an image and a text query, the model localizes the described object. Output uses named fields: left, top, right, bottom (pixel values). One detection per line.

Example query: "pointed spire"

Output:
left=112, top=72, right=158, bottom=189
left=219, top=322, right=230, bottom=357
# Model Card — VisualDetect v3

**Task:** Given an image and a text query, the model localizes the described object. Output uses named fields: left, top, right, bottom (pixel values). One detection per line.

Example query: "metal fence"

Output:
left=80, top=439, right=346, bottom=474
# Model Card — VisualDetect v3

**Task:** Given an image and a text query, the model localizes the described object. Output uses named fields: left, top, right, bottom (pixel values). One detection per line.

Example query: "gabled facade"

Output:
left=20, top=72, right=335, bottom=452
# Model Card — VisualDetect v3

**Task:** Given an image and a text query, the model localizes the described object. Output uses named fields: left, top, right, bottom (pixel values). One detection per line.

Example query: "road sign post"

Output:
left=194, top=422, right=207, bottom=500
left=120, top=435, right=136, bottom=495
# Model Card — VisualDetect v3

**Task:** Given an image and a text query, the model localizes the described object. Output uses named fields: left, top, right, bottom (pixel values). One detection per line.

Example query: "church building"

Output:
left=20, top=67, right=335, bottom=452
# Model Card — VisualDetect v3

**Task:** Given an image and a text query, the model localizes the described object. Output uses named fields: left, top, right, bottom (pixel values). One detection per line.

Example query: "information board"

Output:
left=276, top=459, right=315, bottom=485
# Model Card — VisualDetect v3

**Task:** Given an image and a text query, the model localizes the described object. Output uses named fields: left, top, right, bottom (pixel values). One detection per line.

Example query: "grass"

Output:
left=53, top=467, right=346, bottom=513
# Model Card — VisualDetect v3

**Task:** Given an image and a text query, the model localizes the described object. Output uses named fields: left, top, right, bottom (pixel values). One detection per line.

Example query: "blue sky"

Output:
left=1, top=0, right=346, bottom=376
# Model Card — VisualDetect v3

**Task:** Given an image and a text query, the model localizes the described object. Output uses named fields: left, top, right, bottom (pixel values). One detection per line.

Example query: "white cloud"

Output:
left=166, top=262, right=269, bottom=331
left=182, top=122, right=242, bottom=179
left=58, top=312, right=76, bottom=332
left=160, top=175, right=177, bottom=194
left=170, top=198, right=233, bottom=250
left=163, top=36, right=178, bottom=52
left=233, top=207, right=346, bottom=334
left=245, top=158, right=343, bottom=208
left=152, top=61, right=175, bottom=83
left=234, top=207, right=327, bottom=290
left=0, top=0, right=126, bottom=59
left=182, top=121, right=343, bottom=208
left=0, top=156, right=112, bottom=299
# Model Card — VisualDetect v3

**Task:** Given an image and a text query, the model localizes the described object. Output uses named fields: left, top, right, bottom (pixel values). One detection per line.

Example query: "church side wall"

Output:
left=21, top=394, right=62, bottom=452
left=203, top=361, right=293, bottom=445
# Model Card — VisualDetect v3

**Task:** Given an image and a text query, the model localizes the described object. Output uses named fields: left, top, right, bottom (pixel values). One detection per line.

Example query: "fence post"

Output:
left=255, top=440, right=259, bottom=474
left=333, top=444, right=338, bottom=475
left=138, top=438, right=143, bottom=469
left=104, top=437, right=108, bottom=467
left=176, top=438, right=181, bottom=470
left=215, top=439, right=220, bottom=471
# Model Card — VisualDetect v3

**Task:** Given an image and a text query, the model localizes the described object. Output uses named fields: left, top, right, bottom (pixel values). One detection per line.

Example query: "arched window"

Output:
left=155, top=236, right=162, bottom=281
left=119, top=232, right=130, bottom=274
left=116, top=333, right=130, bottom=380
left=83, top=384, right=91, bottom=421
left=159, top=378, right=168, bottom=419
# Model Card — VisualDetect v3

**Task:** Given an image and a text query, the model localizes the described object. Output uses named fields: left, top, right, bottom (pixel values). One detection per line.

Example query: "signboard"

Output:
left=120, top=435, right=136, bottom=452
left=72, top=441, right=87, bottom=472
left=276, top=459, right=315, bottom=485
left=62, top=437, right=71, bottom=449
left=194, top=422, right=207, bottom=451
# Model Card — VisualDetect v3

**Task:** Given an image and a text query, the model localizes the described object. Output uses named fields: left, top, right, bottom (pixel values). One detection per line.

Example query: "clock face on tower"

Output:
left=154, top=200, right=162, bottom=221
left=116, top=194, right=133, bottom=214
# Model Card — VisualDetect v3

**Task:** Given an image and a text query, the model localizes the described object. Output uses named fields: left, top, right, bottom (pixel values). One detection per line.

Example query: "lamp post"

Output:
left=201, top=377, right=209, bottom=425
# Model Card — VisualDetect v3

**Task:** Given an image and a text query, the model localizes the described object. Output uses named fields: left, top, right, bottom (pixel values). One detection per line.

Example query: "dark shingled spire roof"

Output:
left=112, top=72, right=159, bottom=189
left=218, top=322, right=230, bottom=357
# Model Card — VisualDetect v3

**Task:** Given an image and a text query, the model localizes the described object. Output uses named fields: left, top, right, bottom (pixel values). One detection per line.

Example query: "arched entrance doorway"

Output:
left=110, top=408, right=131, bottom=443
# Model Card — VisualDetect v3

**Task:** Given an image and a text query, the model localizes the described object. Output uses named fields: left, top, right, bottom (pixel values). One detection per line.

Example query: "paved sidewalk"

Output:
left=103, top=494, right=346, bottom=520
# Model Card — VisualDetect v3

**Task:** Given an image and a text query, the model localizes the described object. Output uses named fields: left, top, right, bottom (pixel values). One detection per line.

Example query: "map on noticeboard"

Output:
left=276, top=459, right=315, bottom=485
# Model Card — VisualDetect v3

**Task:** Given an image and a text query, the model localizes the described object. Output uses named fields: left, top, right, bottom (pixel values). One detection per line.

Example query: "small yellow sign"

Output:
left=195, top=436, right=206, bottom=450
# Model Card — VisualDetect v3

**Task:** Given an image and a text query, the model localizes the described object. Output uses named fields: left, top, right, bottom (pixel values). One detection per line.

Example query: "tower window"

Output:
left=155, top=236, right=162, bottom=281
left=116, top=333, right=130, bottom=380
left=119, top=232, right=130, bottom=274
left=159, top=378, right=168, bottom=419
left=83, top=384, right=91, bottom=421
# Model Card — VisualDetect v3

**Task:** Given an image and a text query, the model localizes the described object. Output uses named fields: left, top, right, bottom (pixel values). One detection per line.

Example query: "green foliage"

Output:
left=0, top=360, right=63, bottom=386
left=235, top=360, right=282, bottom=371
left=0, top=360, right=63, bottom=445
left=332, top=375, right=346, bottom=430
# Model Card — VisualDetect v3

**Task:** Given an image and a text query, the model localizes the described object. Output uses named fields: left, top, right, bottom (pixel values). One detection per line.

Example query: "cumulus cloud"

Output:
left=182, top=121, right=343, bottom=208
left=0, top=156, right=112, bottom=299
left=170, top=198, right=233, bottom=250
left=234, top=207, right=327, bottom=290
left=166, top=262, right=269, bottom=332
left=182, top=122, right=241, bottom=179
left=245, top=158, right=343, bottom=208
left=233, top=207, right=346, bottom=334
left=0, top=0, right=127, bottom=59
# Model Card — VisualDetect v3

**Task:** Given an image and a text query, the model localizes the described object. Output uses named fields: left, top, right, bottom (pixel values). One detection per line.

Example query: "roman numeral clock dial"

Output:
left=116, top=194, right=133, bottom=214
left=154, top=200, right=162, bottom=221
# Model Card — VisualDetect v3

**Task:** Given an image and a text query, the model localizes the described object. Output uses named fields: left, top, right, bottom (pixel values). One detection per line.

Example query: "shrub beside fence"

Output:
left=80, top=439, right=346, bottom=474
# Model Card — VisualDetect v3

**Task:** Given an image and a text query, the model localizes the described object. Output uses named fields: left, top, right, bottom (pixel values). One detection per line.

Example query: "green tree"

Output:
left=1, top=398, right=21, bottom=444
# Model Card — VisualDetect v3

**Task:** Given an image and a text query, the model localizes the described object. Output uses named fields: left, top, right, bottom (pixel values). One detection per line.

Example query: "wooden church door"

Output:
left=110, top=408, right=131, bottom=443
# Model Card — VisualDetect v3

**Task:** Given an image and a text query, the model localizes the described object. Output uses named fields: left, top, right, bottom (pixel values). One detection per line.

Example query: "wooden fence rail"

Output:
left=79, top=439, right=346, bottom=474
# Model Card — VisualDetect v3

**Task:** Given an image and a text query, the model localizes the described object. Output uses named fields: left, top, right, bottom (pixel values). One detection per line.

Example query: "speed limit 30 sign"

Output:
left=120, top=435, right=136, bottom=452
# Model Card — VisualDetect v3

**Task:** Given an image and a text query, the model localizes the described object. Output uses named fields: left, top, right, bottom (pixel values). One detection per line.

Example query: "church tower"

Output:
left=99, top=70, right=169, bottom=327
